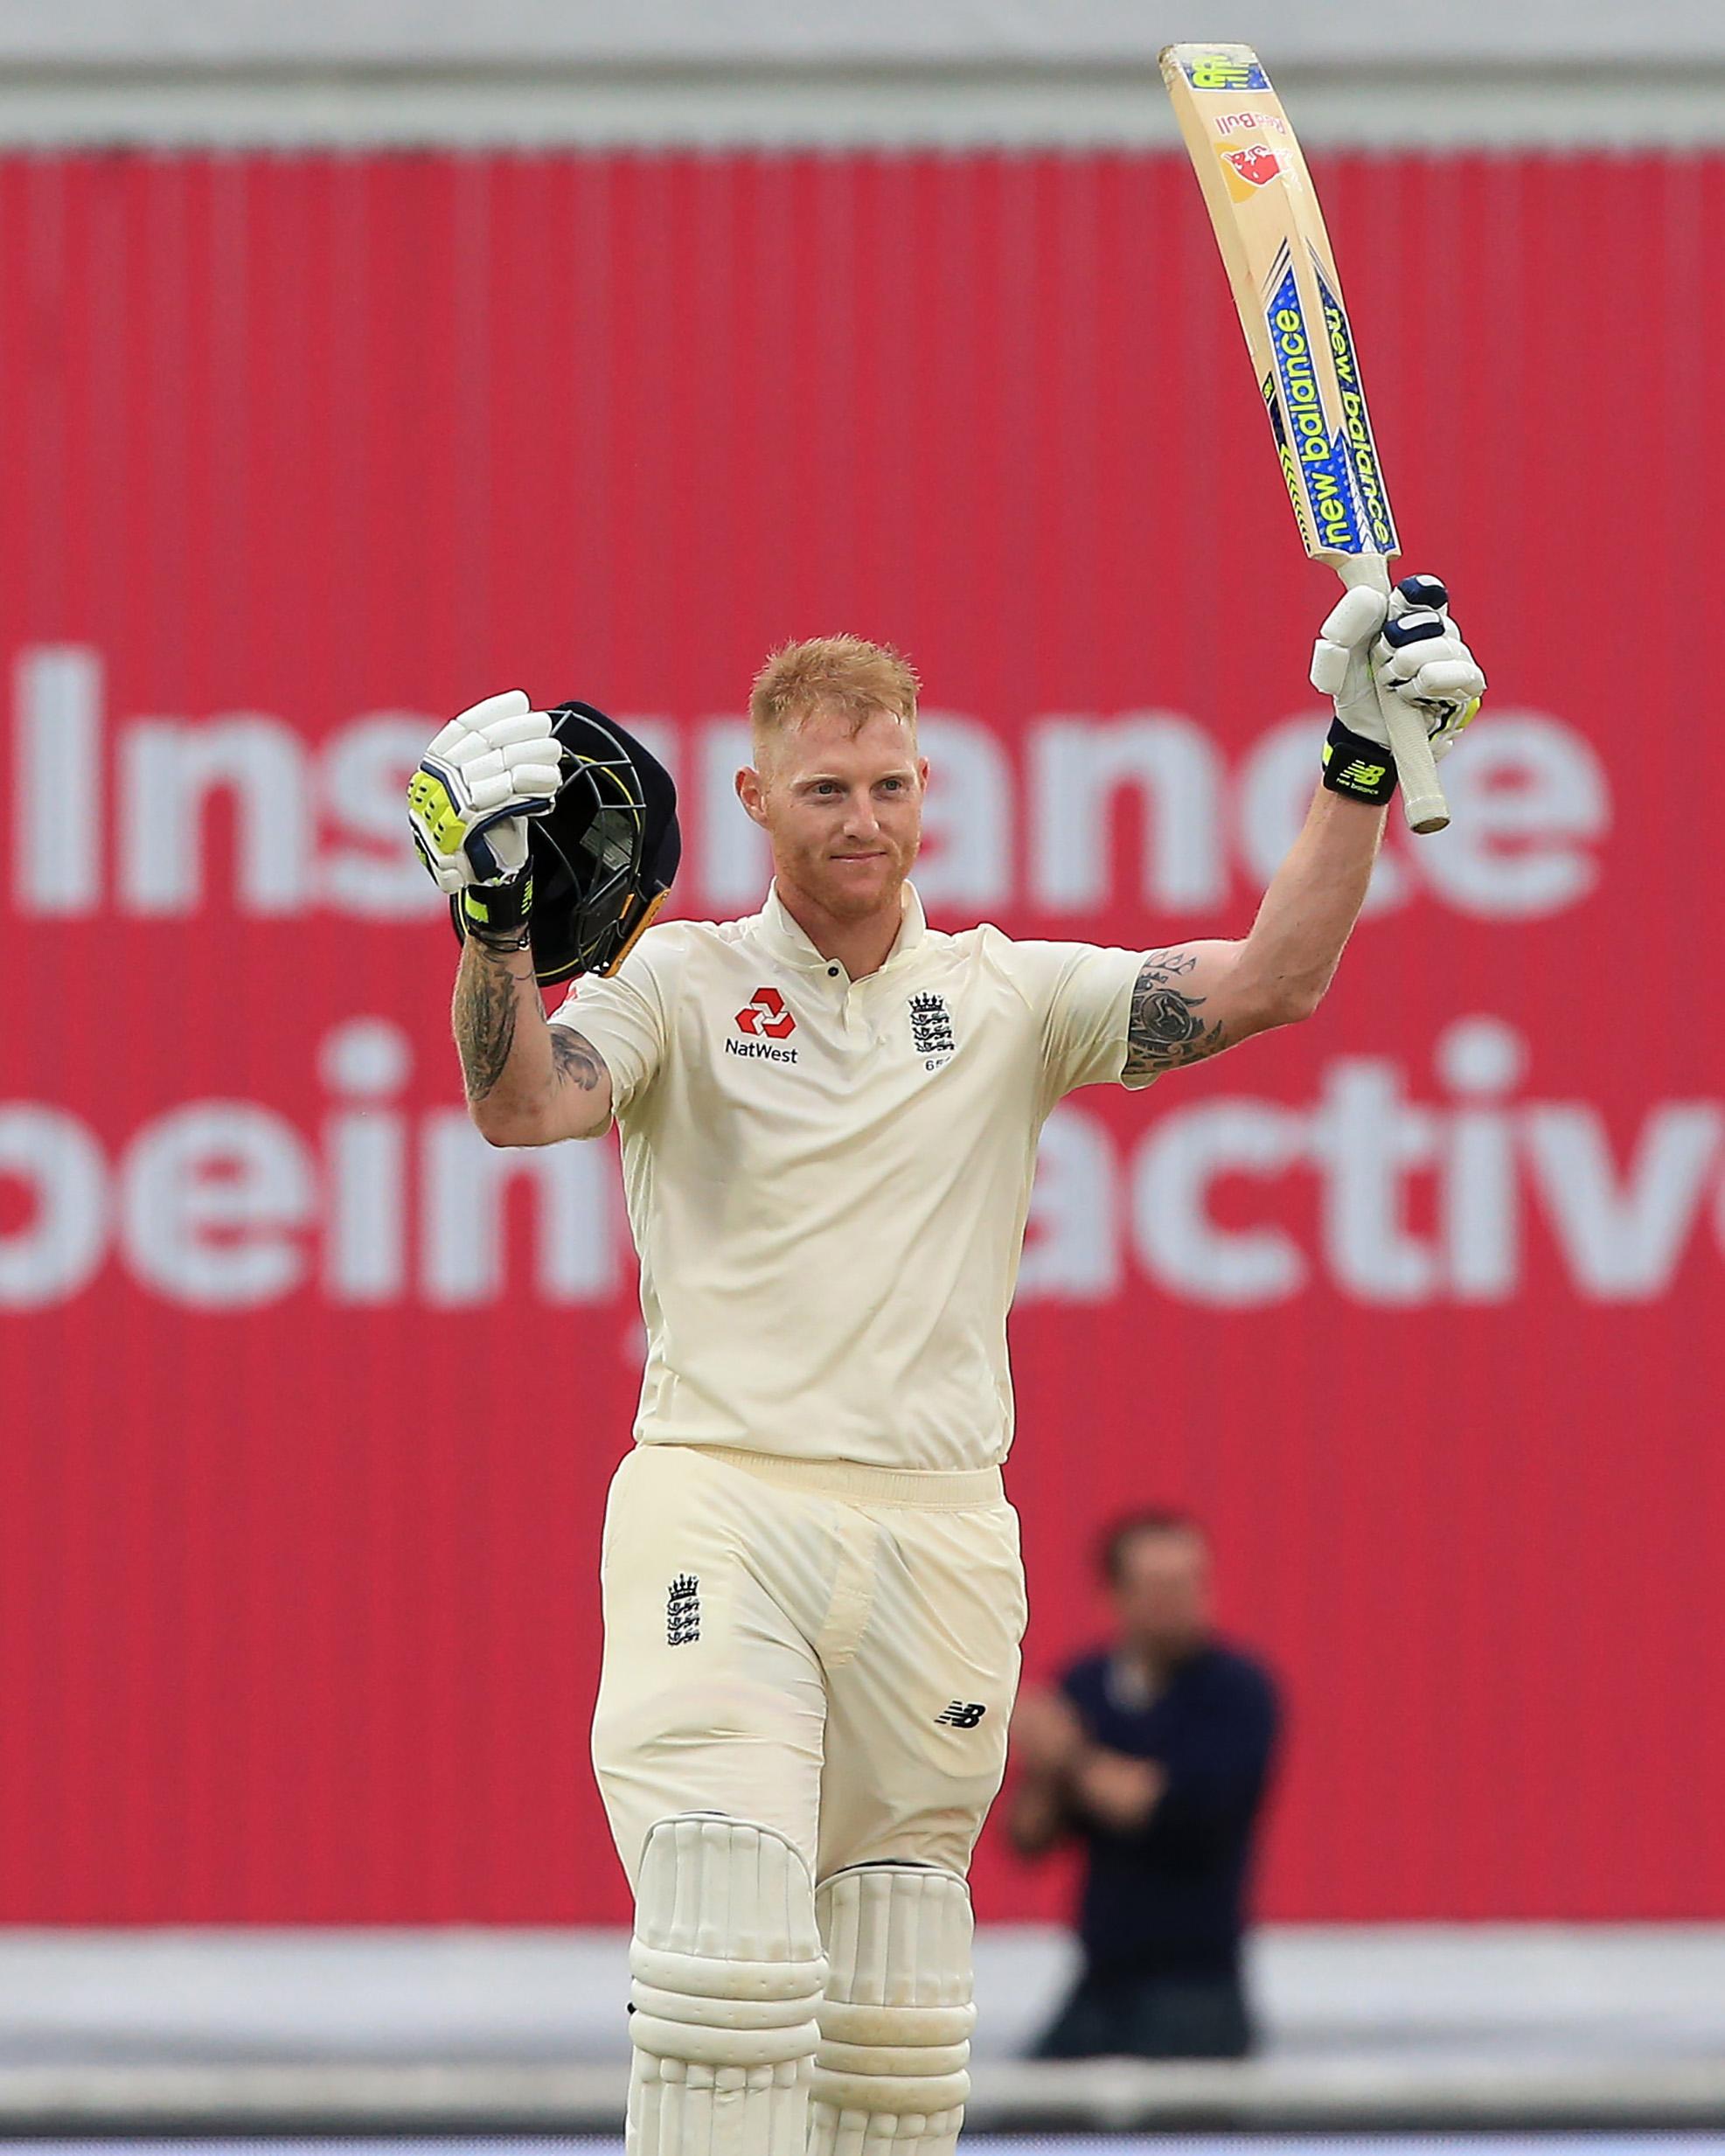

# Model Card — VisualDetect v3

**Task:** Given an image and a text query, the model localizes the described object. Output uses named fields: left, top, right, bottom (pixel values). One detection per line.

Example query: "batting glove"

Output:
left=407, top=690, right=563, bottom=895
left=1311, top=574, right=1485, bottom=807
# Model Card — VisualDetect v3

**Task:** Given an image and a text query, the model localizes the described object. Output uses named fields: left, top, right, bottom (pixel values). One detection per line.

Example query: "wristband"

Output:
left=1321, top=719, right=1398, bottom=807
left=458, top=866, right=534, bottom=951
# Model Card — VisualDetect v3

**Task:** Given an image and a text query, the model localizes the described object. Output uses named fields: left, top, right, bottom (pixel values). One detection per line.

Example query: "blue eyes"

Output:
left=815, top=780, right=904, bottom=796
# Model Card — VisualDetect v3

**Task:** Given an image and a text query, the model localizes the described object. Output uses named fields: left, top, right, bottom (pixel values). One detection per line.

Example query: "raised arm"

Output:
left=1122, top=786, right=1383, bottom=1082
left=1123, top=574, right=1486, bottom=1084
left=453, top=938, right=615, bottom=1146
left=406, top=688, right=616, bottom=1147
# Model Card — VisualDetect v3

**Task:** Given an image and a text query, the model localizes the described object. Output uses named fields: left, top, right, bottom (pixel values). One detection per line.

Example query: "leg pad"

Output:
left=627, top=1815, right=826, bottom=2156
left=810, top=1865, right=976, bottom=2156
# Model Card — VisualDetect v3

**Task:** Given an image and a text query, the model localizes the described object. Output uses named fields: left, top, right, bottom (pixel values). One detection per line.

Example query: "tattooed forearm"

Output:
left=550, top=1027, right=605, bottom=1094
left=1123, top=947, right=1228, bottom=1081
left=453, top=949, right=524, bottom=1103
left=450, top=948, right=613, bottom=1144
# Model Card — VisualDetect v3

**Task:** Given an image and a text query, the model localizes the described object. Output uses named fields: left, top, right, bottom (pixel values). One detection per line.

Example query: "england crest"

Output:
left=908, top=991, right=957, bottom=1068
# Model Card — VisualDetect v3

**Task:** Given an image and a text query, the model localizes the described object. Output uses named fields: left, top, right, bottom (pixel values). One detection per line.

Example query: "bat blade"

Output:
left=1160, top=42, right=1447, bottom=833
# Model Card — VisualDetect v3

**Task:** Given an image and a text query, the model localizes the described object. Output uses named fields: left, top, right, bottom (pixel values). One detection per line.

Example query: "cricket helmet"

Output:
left=452, top=700, right=681, bottom=984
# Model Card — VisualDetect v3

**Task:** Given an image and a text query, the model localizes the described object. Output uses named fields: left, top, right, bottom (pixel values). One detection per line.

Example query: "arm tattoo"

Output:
left=550, top=1027, right=605, bottom=1094
left=453, top=949, right=521, bottom=1103
left=1123, top=947, right=1228, bottom=1081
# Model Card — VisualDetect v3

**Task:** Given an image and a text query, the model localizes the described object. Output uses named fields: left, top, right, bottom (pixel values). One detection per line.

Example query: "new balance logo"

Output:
left=1340, top=758, right=1388, bottom=788
left=935, top=1700, right=987, bottom=1728
left=908, top=991, right=956, bottom=1067
left=666, top=1574, right=700, bottom=1647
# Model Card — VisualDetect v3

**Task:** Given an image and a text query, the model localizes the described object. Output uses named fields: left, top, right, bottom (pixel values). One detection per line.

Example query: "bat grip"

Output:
left=1336, top=556, right=1450, bottom=836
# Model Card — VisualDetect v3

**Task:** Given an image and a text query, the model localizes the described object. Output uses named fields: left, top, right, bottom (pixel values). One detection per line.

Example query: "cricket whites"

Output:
left=1161, top=42, right=1450, bottom=833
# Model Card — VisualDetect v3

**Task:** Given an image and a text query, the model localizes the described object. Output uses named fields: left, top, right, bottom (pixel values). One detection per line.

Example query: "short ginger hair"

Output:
left=748, top=635, right=920, bottom=764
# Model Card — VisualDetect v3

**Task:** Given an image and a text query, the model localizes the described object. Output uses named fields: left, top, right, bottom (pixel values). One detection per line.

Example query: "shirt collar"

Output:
left=755, top=879, right=928, bottom=975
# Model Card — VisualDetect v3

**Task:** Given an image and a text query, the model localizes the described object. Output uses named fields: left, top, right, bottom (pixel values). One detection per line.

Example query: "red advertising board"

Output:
left=1, top=150, right=1721, bottom=1923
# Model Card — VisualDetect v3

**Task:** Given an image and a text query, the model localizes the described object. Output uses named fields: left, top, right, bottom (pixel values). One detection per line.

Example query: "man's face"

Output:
left=739, top=706, right=929, bottom=922
left=1109, top=1527, right=1214, bottom=1662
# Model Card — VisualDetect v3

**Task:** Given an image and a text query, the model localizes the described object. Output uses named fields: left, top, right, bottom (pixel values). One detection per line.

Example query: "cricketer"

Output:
left=406, top=589, right=1484, bottom=2156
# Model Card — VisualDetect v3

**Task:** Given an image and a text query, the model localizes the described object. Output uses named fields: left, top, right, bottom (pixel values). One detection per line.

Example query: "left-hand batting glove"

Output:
left=1311, top=574, right=1486, bottom=807
left=407, top=690, right=563, bottom=894
left=407, top=690, right=566, bottom=953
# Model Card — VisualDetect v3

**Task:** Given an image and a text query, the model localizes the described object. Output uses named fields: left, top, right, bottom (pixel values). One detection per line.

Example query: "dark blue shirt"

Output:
left=1058, top=1641, right=1281, bottom=1979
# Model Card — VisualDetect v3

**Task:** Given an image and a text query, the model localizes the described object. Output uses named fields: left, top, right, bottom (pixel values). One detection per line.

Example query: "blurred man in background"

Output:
left=1008, top=1510, right=1281, bottom=2060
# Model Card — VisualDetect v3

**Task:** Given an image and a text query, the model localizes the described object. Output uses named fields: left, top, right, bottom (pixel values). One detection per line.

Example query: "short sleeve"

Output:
left=549, top=935, right=671, bottom=1119
left=1006, top=938, right=1147, bottom=1102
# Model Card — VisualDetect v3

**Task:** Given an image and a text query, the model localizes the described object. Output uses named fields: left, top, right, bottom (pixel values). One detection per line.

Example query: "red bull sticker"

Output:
left=1215, top=109, right=1291, bottom=138
left=1226, top=145, right=1282, bottom=189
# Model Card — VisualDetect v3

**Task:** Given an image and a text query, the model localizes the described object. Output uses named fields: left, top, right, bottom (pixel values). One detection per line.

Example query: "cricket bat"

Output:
left=1160, top=43, right=1449, bottom=833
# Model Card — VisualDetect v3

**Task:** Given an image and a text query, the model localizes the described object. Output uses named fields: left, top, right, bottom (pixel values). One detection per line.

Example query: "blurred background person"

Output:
left=1007, top=1509, right=1282, bottom=2061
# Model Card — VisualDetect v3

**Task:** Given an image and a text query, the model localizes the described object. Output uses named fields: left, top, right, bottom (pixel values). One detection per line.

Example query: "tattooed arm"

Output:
left=1123, top=786, right=1386, bottom=1082
left=453, top=938, right=615, bottom=1145
left=1123, top=943, right=1235, bottom=1081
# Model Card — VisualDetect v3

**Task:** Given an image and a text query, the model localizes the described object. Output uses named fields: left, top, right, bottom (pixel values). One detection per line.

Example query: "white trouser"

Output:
left=591, top=1442, right=1026, bottom=1889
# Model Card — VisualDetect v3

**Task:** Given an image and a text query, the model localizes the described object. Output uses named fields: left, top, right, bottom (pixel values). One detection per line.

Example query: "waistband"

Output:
left=687, top=1444, right=1005, bottom=1511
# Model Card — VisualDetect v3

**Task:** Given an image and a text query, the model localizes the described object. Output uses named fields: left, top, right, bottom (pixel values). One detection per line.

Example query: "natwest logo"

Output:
left=735, top=987, right=796, bottom=1040
left=727, top=985, right=800, bottom=1066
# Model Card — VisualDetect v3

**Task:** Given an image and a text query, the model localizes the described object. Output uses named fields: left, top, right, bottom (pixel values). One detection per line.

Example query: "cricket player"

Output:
left=407, top=584, right=1483, bottom=2156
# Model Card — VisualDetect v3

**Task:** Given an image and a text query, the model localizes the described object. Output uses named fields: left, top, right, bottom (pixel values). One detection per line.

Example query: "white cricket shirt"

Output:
left=553, top=882, right=1147, bottom=1471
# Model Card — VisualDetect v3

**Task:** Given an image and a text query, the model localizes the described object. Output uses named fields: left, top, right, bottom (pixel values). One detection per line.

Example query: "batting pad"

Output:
left=626, top=1814, right=827, bottom=2156
left=810, top=1864, right=977, bottom=2156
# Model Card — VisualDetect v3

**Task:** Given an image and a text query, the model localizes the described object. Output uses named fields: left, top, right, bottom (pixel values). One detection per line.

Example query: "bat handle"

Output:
left=1336, top=555, right=1450, bottom=836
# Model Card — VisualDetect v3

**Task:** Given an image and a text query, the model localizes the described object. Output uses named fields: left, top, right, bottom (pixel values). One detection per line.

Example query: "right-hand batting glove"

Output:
left=1311, top=574, right=1486, bottom=806
left=407, top=690, right=563, bottom=947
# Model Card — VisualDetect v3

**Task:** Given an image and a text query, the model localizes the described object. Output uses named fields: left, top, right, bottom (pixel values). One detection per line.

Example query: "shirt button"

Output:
left=827, top=964, right=840, bottom=977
